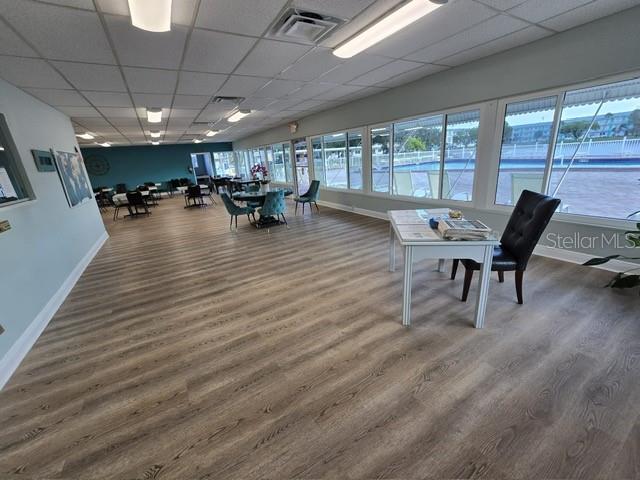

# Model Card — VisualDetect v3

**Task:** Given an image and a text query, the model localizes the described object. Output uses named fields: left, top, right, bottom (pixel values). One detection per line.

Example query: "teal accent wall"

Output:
left=81, top=142, right=232, bottom=189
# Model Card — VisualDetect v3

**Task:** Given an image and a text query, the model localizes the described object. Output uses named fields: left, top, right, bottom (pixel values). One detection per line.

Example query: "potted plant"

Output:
left=250, top=163, right=269, bottom=183
left=583, top=222, right=640, bottom=293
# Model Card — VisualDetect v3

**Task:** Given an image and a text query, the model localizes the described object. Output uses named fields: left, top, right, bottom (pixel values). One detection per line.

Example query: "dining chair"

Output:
left=294, top=180, right=320, bottom=215
left=125, top=191, right=151, bottom=217
left=221, top=193, right=256, bottom=230
left=258, top=190, right=287, bottom=232
left=245, top=184, right=262, bottom=209
left=185, top=185, right=205, bottom=208
left=451, top=189, right=561, bottom=304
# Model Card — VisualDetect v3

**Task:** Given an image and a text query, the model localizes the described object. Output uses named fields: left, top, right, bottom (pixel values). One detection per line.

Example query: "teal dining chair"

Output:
left=245, top=184, right=262, bottom=209
left=258, top=190, right=287, bottom=232
left=294, top=180, right=320, bottom=215
left=220, top=193, right=255, bottom=230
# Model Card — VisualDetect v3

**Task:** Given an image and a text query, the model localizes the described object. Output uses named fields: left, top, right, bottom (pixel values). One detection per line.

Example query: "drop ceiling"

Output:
left=0, top=0, right=638, bottom=146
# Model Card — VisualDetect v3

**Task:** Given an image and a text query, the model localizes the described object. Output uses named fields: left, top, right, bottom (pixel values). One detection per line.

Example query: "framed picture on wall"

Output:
left=54, top=150, right=93, bottom=208
left=31, top=149, right=56, bottom=172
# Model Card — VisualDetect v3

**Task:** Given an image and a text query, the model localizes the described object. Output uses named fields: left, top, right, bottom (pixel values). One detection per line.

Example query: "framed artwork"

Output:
left=54, top=150, right=93, bottom=208
left=31, top=149, right=56, bottom=172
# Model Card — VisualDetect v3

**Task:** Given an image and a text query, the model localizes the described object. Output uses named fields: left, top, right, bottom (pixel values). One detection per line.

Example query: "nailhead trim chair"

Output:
left=451, top=189, right=561, bottom=304
left=294, top=180, right=320, bottom=215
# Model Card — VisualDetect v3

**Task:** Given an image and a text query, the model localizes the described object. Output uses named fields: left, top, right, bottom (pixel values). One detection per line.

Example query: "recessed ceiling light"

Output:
left=0, top=146, right=4, bottom=151
left=150, top=130, right=161, bottom=138
left=146, top=108, right=162, bottom=123
left=333, top=0, right=447, bottom=58
left=76, top=132, right=95, bottom=140
left=97, top=142, right=111, bottom=147
left=151, top=141, right=160, bottom=145
left=228, top=109, right=251, bottom=123
left=205, top=130, right=219, bottom=137
left=128, top=0, right=172, bottom=33
left=193, top=139, right=202, bottom=144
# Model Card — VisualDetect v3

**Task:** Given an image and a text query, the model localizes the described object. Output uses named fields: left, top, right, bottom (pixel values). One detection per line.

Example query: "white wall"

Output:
left=0, top=78, right=107, bottom=386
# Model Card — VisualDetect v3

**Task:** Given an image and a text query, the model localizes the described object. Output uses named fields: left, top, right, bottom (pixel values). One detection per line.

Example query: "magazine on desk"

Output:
left=437, top=219, right=492, bottom=240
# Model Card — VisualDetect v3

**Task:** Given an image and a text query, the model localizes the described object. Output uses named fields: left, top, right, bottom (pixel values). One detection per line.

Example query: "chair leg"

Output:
left=498, top=270, right=504, bottom=283
left=229, top=215, right=233, bottom=230
left=302, top=202, right=305, bottom=214
left=281, top=213, right=288, bottom=226
left=235, top=215, right=238, bottom=229
left=295, top=202, right=298, bottom=215
left=451, top=259, right=459, bottom=280
left=314, top=201, right=319, bottom=213
left=515, top=270, right=524, bottom=304
left=461, top=268, right=474, bottom=302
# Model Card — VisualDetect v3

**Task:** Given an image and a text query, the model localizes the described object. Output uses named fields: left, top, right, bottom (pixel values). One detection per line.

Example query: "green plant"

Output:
left=583, top=223, right=640, bottom=293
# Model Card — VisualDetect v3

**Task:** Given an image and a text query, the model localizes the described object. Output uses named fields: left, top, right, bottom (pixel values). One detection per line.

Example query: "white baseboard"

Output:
left=318, top=200, right=637, bottom=274
left=0, top=230, right=109, bottom=390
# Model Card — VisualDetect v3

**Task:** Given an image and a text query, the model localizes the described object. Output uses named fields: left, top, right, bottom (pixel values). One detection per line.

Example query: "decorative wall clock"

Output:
left=84, top=154, right=110, bottom=176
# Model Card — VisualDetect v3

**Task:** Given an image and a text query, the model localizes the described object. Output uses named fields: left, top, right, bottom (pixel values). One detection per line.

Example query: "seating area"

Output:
left=1, top=1, right=640, bottom=479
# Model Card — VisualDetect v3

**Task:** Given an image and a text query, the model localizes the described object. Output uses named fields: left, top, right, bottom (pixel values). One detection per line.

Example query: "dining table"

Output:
left=233, top=188, right=293, bottom=228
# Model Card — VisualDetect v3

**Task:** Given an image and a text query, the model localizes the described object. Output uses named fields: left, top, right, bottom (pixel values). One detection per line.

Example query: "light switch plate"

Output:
left=0, top=220, right=11, bottom=233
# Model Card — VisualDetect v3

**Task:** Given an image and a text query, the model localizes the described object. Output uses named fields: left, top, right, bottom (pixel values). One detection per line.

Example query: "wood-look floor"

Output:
left=1, top=196, right=639, bottom=480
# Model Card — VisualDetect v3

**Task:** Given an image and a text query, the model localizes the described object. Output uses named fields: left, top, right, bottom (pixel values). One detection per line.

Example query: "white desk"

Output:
left=388, top=210, right=498, bottom=328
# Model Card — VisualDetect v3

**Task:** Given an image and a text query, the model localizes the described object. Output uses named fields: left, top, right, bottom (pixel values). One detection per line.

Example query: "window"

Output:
left=264, top=145, right=275, bottom=179
left=323, top=132, right=348, bottom=188
left=393, top=114, right=443, bottom=198
left=312, top=136, right=324, bottom=186
left=0, top=115, right=31, bottom=205
left=442, top=110, right=479, bottom=201
left=213, top=151, right=236, bottom=176
left=294, top=139, right=309, bottom=195
left=495, top=96, right=557, bottom=205
left=270, top=143, right=287, bottom=183
left=371, top=125, right=391, bottom=193
left=235, top=150, right=250, bottom=178
left=548, top=78, right=640, bottom=219
left=348, top=131, right=363, bottom=190
left=283, top=142, right=293, bottom=183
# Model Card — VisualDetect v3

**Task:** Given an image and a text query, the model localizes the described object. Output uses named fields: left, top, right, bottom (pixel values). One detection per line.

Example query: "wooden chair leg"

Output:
left=515, top=270, right=524, bottom=304
left=315, top=201, right=319, bottom=213
left=451, top=259, right=459, bottom=280
left=295, top=202, right=298, bottom=215
left=461, top=268, right=474, bottom=302
left=235, top=215, right=238, bottom=229
left=229, top=216, right=233, bottom=230
left=302, top=202, right=305, bottom=214
left=498, top=270, right=504, bottom=283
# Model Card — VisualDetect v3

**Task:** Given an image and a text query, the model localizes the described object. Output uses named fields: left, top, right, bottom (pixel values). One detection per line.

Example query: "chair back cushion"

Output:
left=261, top=190, right=285, bottom=216
left=187, top=185, right=201, bottom=197
left=126, top=191, right=144, bottom=206
left=220, top=193, right=240, bottom=215
left=501, top=189, right=561, bottom=269
left=307, top=180, right=320, bottom=200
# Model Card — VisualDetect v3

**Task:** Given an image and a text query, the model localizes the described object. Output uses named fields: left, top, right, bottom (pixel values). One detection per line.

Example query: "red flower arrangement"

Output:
left=250, top=163, right=268, bottom=178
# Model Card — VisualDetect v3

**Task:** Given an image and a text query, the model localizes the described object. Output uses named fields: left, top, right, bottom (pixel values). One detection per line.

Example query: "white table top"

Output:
left=389, top=209, right=498, bottom=246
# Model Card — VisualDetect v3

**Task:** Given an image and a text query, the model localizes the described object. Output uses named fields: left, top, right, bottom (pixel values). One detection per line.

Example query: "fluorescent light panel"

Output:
left=228, top=110, right=251, bottom=123
left=333, top=0, right=445, bottom=58
left=128, top=0, right=172, bottom=33
left=76, top=132, right=94, bottom=140
left=98, top=142, right=111, bottom=147
left=205, top=130, right=218, bottom=137
left=150, top=130, right=161, bottom=138
left=193, top=139, right=202, bottom=144
left=151, top=141, right=160, bottom=145
left=147, top=108, right=162, bottom=123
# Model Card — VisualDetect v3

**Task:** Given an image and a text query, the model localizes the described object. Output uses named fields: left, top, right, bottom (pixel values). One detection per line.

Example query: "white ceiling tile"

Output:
left=36, top=0, right=95, bottom=9
left=131, top=93, right=173, bottom=108
left=0, top=56, right=71, bottom=89
left=507, top=0, right=595, bottom=23
left=254, top=79, right=304, bottom=98
left=122, top=67, right=178, bottom=94
left=75, top=116, right=110, bottom=127
left=97, top=0, right=197, bottom=25
left=172, top=94, right=211, bottom=109
left=183, top=29, right=256, bottom=74
left=52, top=61, right=127, bottom=91
left=439, top=25, right=552, bottom=66
left=169, top=109, right=198, bottom=121
left=287, top=99, right=326, bottom=111
left=375, top=64, right=449, bottom=88
left=475, top=0, right=527, bottom=10
left=83, top=91, right=132, bottom=107
left=105, top=117, right=141, bottom=126
left=95, top=0, right=129, bottom=15
left=177, top=71, right=227, bottom=95
left=317, top=53, right=390, bottom=83
left=0, top=24, right=38, bottom=56
left=57, top=106, right=100, bottom=117
left=293, top=0, right=378, bottom=19
left=279, top=47, right=345, bottom=81
left=104, top=15, right=189, bottom=69
left=25, top=88, right=90, bottom=106
left=241, top=97, right=278, bottom=109
left=347, top=86, right=387, bottom=100
left=349, top=59, right=424, bottom=86
left=284, top=82, right=338, bottom=101
left=366, top=1, right=496, bottom=58
left=98, top=107, right=138, bottom=118
left=313, top=84, right=364, bottom=100
left=196, top=103, right=235, bottom=122
left=540, top=0, right=640, bottom=31
left=186, top=125, right=208, bottom=134
left=216, top=75, right=270, bottom=97
left=405, top=15, right=530, bottom=64
left=234, top=40, right=312, bottom=77
left=196, top=0, right=289, bottom=36
left=0, top=0, right=115, bottom=63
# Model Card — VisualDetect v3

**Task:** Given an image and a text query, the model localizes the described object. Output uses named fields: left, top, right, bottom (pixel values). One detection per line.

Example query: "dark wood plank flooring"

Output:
left=0, top=196, right=638, bottom=479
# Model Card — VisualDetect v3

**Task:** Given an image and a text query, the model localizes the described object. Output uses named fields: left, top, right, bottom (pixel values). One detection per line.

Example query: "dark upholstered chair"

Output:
left=294, top=180, right=320, bottom=215
left=185, top=185, right=206, bottom=208
left=125, top=191, right=150, bottom=217
left=451, top=190, right=561, bottom=304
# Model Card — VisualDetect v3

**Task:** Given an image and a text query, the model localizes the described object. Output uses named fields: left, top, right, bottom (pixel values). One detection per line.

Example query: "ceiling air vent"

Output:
left=268, top=9, right=343, bottom=44
left=211, top=96, right=244, bottom=104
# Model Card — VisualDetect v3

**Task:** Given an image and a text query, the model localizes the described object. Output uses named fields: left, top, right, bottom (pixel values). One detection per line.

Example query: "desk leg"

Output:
left=437, top=259, right=446, bottom=273
left=389, top=225, right=396, bottom=272
left=402, top=245, right=413, bottom=327
left=474, top=245, right=493, bottom=328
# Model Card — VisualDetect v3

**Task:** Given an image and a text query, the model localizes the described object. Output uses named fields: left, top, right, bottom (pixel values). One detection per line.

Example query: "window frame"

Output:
left=0, top=113, right=35, bottom=208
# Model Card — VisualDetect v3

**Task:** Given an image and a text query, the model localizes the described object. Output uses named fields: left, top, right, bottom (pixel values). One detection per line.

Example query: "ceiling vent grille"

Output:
left=268, top=9, right=343, bottom=44
left=211, top=96, right=244, bottom=104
